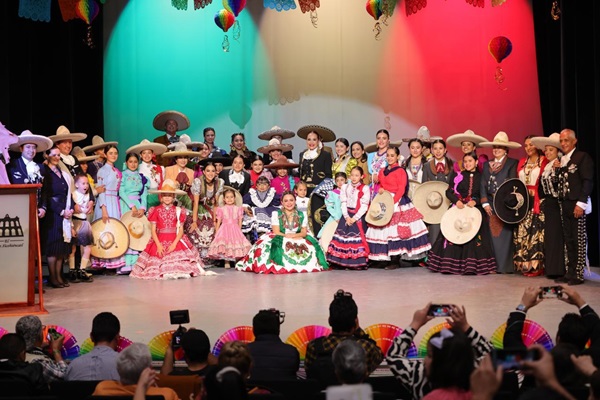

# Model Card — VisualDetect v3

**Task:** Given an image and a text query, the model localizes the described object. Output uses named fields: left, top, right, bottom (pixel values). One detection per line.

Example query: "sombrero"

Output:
left=407, top=179, right=421, bottom=200
left=318, top=221, right=338, bottom=253
left=217, top=186, right=243, bottom=207
left=152, top=110, right=190, bottom=131
left=90, top=218, right=130, bottom=259
left=493, top=178, right=529, bottom=224
left=530, top=133, right=560, bottom=151
left=413, top=181, right=452, bottom=224
left=365, top=191, right=395, bottom=226
left=364, top=140, right=404, bottom=154
left=160, top=142, right=201, bottom=159
left=257, top=138, right=294, bottom=155
left=479, top=131, right=522, bottom=149
left=297, top=125, right=336, bottom=143
left=48, top=125, right=87, bottom=143
left=402, top=126, right=443, bottom=143
left=264, top=160, right=299, bottom=170
left=72, top=146, right=100, bottom=163
left=446, top=129, right=487, bottom=148
left=440, top=206, right=482, bottom=245
left=81, top=135, right=118, bottom=153
left=258, top=126, right=295, bottom=140
left=9, top=130, right=53, bottom=152
left=148, top=179, right=187, bottom=195
left=126, top=139, right=168, bottom=156
left=170, top=134, right=204, bottom=150
left=198, top=156, right=232, bottom=168
left=121, top=211, right=152, bottom=251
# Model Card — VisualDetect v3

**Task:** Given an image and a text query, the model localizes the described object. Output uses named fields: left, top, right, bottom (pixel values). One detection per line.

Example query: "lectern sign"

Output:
left=0, top=194, right=29, bottom=303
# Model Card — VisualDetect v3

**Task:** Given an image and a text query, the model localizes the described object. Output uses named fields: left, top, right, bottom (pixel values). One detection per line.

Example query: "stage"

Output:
left=1, top=267, right=599, bottom=355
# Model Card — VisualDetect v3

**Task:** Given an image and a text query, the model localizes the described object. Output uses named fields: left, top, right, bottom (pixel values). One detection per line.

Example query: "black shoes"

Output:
left=78, top=269, right=94, bottom=283
left=68, top=270, right=81, bottom=283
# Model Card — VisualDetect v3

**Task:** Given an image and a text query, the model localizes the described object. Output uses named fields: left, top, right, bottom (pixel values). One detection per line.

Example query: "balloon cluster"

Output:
left=76, top=0, right=100, bottom=48
left=214, top=0, right=247, bottom=51
left=365, top=0, right=397, bottom=40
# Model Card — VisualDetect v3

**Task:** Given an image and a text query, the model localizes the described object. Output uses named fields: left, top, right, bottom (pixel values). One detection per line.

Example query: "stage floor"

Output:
left=1, top=267, right=599, bottom=353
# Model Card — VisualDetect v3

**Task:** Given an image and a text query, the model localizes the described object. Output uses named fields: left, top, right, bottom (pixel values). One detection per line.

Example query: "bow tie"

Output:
left=168, top=135, right=179, bottom=144
left=436, top=162, right=445, bottom=173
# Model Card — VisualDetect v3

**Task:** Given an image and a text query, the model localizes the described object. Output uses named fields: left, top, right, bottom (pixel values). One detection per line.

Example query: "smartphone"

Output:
left=539, top=286, right=563, bottom=299
left=492, top=348, right=538, bottom=370
left=46, top=328, right=60, bottom=341
left=428, top=304, right=452, bottom=317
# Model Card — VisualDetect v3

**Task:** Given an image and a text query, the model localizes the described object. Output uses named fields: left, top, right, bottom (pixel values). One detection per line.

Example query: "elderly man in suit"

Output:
left=556, top=129, right=594, bottom=285
left=152, top=110, right=190, bottom=167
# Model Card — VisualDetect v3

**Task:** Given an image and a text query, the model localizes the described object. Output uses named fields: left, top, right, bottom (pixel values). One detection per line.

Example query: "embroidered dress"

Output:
left=130, top=205, right=204, bottom=280
left=271, top=175, right=299, bottom=196
left=249, top=169, right=273, bottom=188
left=296, top=196, right=309, bottom=213
left=539, top=162, right=565, bottom=277
left=317, top=188, right=342, bottom=239
left=72, top=191, right=94, bottom=246
left=332, top=154, right=350, bottom=176
left=327, top=183, right=370, bottom=269
left=207, top=205, right=252, bottom=261
left=366, top=165, right=431, bottom=261
left=119, top=169, right=150, bottom=273
left=346, top=157, right=371, bottom=185
left=367, top=150, right=388, bottom=200
left=242, top=188, right=280, bottom=234
left=236, top=210, right=328, bottom=274
left=138, top=161, right=164, bottom=208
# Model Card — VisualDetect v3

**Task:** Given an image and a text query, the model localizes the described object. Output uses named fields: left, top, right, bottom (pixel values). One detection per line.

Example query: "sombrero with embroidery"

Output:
left=402, top=126, right=443, bottom=143
left=413, top=181, right=452, bottom=224
left=258, top=126, right=296, bottom=140
left=126, top=139, right=168, bottom=156
left=257, top=138, right=294, bottom=155
left=148, top=179, right=187, bottom=195
left=364, top=140, right=404, bottom=153
left=365, top=191, right=395, bottom=226
left=121, top=211, right=152, bottom=251
left=169, top=134, right=204, bottom=150
left=90, top=218, right=130, bottom=259
left=297, top=125, right=336, bottom=143
left=48, top=125, right=87, bottom=143
left=72, top=146, right=99, bottom=163
left=440, top=206, right=482, bottom=245
left=81, top=135, right=118, bottom=153
left=160, top=142, right=201, bottom=159
left=153, top=110, right=190, bottom=131
left=264, top=160, right=299, bottom=170
left=446, top=129, right=487, bottom=148
left=479, top=131, right=522, bottom=149
left=493, top=178, right=529, bottom=224
left=530, top=133, right=560, bottom=151
left=9, top=130, right=53, bottom=152
left=217, top=186, right=243, bottom=207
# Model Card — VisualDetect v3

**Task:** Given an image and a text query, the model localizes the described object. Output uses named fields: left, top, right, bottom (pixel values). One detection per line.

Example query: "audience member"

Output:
left=332, top=339, right=367, bottom=385
left=161, top=328, right=216, bottom=377
left=204, top=341, right=254, bottom=400
left=305, top=289, right=383, bottom=388
left=0, top=333, right=49, bottom=394
left=15, top=315, right=67, bottom=383
left=66, top=312, right=121, bottom=381
left=571, top=354, right=600, bottom=400
left=93, top=343, right=178, bottom=400
left=247, top=309, right=300, bottom=381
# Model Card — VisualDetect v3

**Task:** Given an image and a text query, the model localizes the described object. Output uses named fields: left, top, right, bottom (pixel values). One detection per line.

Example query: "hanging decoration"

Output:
left=298, top=0, right=320, bottom=28
left=405, top=0, right=427, bottom=16
left=58, top=0, right=79, bottom=21
left=465, top=0, right=484, bottom=8
left=264, top=0, right=296, bottom=11
left=215, top=9, right=236, bottom=52
left=18, top=0, right=51, bottom=22
left=488, top=36, right=512, bottom=89
left=195, top=0, right=212, bottom=9
left=550, top=1, right=561, bottom=20
left=76, top=0, right=100, bottom=48
left=172, top=0, right=188, bottom=10
left=366, top=0, right=384, bottom=40
left=223, top=0, right=246, bottom=42
left=379, top=0, right=398, bottom=24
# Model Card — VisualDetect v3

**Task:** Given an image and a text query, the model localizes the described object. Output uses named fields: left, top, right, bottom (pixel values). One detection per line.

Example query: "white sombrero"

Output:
left=160, top=142, right=201, bottom=159
left=126, top=139, right=168, bottom=156
left=440, top=206, right=482, bottom=245
left=121, top=211, right=152, bottom=251
left=479, top=131, right=522, bottom=149
left=148, top=179, right=187, bottom=195
left=81, top=135, right=118, bottom=153
left=530, top=133, right=560, bottom=151
left=48, top=125, right=87, bottom=143
left=152, top=110, right=190, bottom=131
left=413, top=181, right=452, bottom=224
left=258, top=126, right=296, bottom=140
left=169, top=134, right=204, bottom=150
left=446, top=129, right=487, bottom=148
left=72, top=146, right=99, bottom=163
left=90, top=218, right=130, bottom=259
left=365, top=191, right=395, bottom=226
left=9, top=130, right=53, bottom=152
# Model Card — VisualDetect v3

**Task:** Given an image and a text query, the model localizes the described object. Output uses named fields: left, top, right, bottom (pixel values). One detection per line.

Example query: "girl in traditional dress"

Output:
left=294, top=181, right=309, bottom=213
left=207, top=188, right=252, bottom=269
left=130, top=180, right=208, bottom=280
left=249, top=156, right=272, bottom=188
left=367, top=130, right=391, bottom=199
left=346, top=141, right=371, bottom=185
left=317, top=172, right=346, bottom=243
left=219, top=155, right=251, bottom=196
left=327, top=166, right=371, bottom=270
left=366, top=147, right=431, bottom=269
left=426, top=152, right=497, bottom=275
left=236, top=191, right=328, bottom=274
left=128, top=140, right=167, bottom=208
left=242, top=176, right=280, bottom=238
left=403, top=139, right=427, bottom=184
left=332, top=138, right=351, bottom=176
left=445, top=130, right=488, bottom=174
left=69, top=173, right=95, bottom=283
left=267, top=161, right=299, bottom=196
left=229, top=133, right=257, bottom=170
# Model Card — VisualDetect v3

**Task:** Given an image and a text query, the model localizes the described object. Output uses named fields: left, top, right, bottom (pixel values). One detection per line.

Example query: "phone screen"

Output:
left=428, top=304, right=452, bottom=317
left=539, top=286, right=562, bottom=299
left=493, top=349, right=536, bottom=370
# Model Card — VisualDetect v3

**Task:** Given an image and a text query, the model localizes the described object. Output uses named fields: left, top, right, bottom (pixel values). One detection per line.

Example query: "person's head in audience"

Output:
left=204, top=341, right=252, bottom=400
left=551, top=343, right=587, bottom=388
left=181, top=329, right=211, bottom=365
left=591, top=371, right=600, bottom=400
left=252, top=309, right=282, bottom=337
left=557, top=313, right=588, bottom=349
left=116, top=343, right=152, bottom=385
left=425, top=329, right=474, bottom=392
left=15, top=315, right=43, bottom=351
left=90, top=312, right=120, bottom=349
left=329, top=289, right=358, bottom=334
left=332, top=339, right=367, bottom=384
left=218, top=341, right=252, bottom=380
left=0, top=333, right=27, bottom=362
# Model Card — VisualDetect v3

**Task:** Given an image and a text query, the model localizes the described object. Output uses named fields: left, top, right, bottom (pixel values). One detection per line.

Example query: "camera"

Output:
left=539, top=286, right=563, bottom=299
left=260, top=308, right=286, bottom=324
left=427, top=304, right=452, bottom=317
left=492, top=348, right=539, bottom=370
left=170, top=310, right=190, bottom=349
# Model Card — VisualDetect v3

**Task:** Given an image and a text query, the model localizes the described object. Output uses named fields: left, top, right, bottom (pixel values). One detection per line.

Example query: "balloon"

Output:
left=229, top=104, right=253, bottom=129
left=215, top=9, right=235, bottom=33
left=76, top=0, right=100, bottom=25
left=366, top=0, right=383, bottom=21
left=488, top=36, right=513, bottom=64
left=223, top=0, right=247, bottom=16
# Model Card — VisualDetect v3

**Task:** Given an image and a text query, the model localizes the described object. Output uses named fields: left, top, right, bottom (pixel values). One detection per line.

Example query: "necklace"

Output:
left=524, top=157, right=540, bottom=185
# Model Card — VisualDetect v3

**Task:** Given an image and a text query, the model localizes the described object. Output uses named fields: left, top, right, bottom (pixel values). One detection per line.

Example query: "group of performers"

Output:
left=3, top=110, right=593, bottom=285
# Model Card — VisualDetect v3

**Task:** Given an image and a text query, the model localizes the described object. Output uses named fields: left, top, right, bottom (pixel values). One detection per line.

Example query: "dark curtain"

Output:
left=533, top=0, right=600, bottom=265
left=0, top=1, right=104, bottom=149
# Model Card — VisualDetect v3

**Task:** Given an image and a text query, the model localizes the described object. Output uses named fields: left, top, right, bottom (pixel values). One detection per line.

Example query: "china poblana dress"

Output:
left=207, top=205, right=252, bottom=261
left=236, top=210, right=329, bottom=274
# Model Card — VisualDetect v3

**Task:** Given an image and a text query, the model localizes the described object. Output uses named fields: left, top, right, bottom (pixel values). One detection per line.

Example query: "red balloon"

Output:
left=488, top=36, right=513, bottom=64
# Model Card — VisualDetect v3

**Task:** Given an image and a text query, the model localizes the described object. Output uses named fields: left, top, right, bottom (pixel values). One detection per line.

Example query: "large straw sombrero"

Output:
left=446, top=129, right=488, bottom=148
left=72, top=146, right=100, bottom=163
left=160, top=142, right=201, bottom=159
left=264, top=160, right=300, bottom=170
left=440, top=206, right=482, bottom=245
left=530, top=133, right=560, bottom=151
left=169, top=134, right=204, bottom=150
left=9, top=130, right=53, bottom=152
left=297, top=125, right=336, bottom=143
left=479, top=131, right=522, bottom=149
left=153, top=110, right=190, bottom=131
left=407, top=179, right=421, bottom=200
left=402, top=126, right=443, bottom=143
left=121, top=211, right=152, bottom=251
left=217, top=186, right=243, bottom=207
left=413, top=181, right=452, bottom=224
left=493, top=178, right=529, bottom=224
left=364, top=140, right=404, bottom=154
left=90, top=218, right=130, bottom=259
left=257, top=138, right=294, bottom=155
left=126, top=139, right=168, bottom=156
left=48, top=125, right=87, bottom=143
left=258, top=126, right=296, bottom=140
left=81, top=135, right=118, bottom=153
left=148, top=179, right=187, bottom=195
left=365, top=191, right=395, bottom=226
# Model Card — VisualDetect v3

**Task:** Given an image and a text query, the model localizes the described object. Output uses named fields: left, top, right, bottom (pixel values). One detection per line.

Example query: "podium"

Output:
left=0, top=184, right=46, bottom=315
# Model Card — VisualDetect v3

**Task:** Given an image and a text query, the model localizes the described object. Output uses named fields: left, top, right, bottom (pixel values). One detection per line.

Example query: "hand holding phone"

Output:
left=428, top=304, right=452, bottom=317
left=539, top=286, right=563, bottom=299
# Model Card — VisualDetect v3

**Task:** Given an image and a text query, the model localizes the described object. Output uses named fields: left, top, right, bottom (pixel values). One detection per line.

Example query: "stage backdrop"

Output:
left=103, top=0, right=541, bottom=161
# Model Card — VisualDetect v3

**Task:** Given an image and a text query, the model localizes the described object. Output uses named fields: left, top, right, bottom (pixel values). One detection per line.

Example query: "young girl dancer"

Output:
left=249, top=156, right=273, bottom=188
left=69, top=173, right=95, bottom=282
left=242, top=176, right=280, bottom=238
left=295, top=181, right=309, bottom=213
left=208, top=188, right=252, bottom=269
left=318, top=172, right=346, bottom=245
left=267, top=161, right=299, bottom=196
left=327, top=166, right=371, bottom=270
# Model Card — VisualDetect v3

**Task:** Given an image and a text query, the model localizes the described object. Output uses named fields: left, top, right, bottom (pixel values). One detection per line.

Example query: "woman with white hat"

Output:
left=446, top=129, right=488, bottom=173
left=478, top=131, right=520, bottom=273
